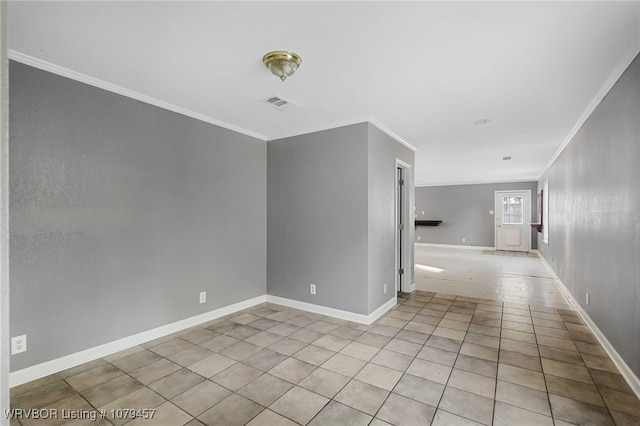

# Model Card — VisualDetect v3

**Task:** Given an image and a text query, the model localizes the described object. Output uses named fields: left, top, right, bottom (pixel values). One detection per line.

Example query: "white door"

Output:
left=495, top=190, right=531, bottom=252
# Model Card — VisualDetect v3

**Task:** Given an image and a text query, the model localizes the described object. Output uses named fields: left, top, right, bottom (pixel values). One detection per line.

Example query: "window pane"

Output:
left=502, top=196, right=524, bottom=224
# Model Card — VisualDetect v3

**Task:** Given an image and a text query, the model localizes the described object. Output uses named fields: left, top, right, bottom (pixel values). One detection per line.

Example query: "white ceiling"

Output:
left=8, top=1, right=640, bottom=186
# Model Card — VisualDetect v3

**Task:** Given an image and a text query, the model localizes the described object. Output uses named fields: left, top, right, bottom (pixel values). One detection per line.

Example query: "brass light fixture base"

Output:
left=263, top=51, right=302, bottom=81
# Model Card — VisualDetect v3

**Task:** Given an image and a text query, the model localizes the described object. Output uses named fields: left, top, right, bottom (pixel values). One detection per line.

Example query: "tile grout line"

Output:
left=530, top=302, right=556, bottom=426
left=11, top=291, right=638, bottom=426
left=492, top=301, right=504, bottom=426
left=563, top=311, right=618, bottom=423
left=431, top=298, right=471, bottom=424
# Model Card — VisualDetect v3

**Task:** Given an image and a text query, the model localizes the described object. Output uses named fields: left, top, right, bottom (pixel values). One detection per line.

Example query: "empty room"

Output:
left=1, top=1, right=639, bottom=425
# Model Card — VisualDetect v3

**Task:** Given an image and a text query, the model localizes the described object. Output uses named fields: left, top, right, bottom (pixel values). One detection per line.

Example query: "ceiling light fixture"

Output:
left=503, top=156, right=512, bottom=161
left=263, top=51, right=302, bottom=82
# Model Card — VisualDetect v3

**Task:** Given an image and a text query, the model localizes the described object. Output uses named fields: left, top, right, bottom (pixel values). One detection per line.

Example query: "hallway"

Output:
left=414, top=244, right=571, bottom=308
left=9, top=247, right=640, bottom=425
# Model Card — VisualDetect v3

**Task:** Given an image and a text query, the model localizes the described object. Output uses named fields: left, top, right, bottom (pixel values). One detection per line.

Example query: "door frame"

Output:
left=494, top=190, right=532, bottom=252
left=395, top=159, right=413, bottom=293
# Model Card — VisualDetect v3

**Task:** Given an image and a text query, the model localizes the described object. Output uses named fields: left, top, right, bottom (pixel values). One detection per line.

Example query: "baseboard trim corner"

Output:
left=368, top=297, right=398, bottom=325
left=415, top=243, right=494, bottom=250
left=9, top=295, right=267, bottom=387
left=266, top=295, right=397, bottom=325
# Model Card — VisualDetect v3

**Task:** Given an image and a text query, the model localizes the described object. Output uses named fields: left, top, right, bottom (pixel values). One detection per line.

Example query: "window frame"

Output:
left=542, top=180, right=549, bottom=244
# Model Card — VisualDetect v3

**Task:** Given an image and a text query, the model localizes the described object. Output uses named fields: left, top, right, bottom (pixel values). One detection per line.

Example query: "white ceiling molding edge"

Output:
left=368, top=117, right=418, bottom=152
left=539, top=36, right=640, bottom=179
left=266, top=115, right=371, bottom=142
left=267, top=115, right=417, bottom=152
left=8, top=50, right=268, bottom=141
left=415, top=178, right=538, bottom=188
left=9, top=49, right=417, bottom=153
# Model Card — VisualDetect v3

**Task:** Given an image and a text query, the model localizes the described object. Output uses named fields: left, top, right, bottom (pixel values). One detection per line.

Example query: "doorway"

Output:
left=495, top=190, right=531, bottom=252
left=395, top=160, right=411, bottom=293
left=397, top=166, right=404, bottom=292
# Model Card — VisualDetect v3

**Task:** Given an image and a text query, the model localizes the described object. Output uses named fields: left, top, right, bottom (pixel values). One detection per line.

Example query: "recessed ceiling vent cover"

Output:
left=263, top=95, right=296, bottom=111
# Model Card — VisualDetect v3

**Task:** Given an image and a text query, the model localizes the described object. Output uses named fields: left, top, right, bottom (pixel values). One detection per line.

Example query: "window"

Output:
left=543, top=180, right=549, bottom=243
left=502, top=196, right=524, bottom=225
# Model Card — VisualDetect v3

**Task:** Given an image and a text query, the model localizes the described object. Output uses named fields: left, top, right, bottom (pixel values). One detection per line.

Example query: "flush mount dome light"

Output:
left=263, top=51, right=302, bottom=81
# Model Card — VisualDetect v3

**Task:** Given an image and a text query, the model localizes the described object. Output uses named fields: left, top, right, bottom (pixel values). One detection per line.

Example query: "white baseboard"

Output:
left=368, top=297, right=399, bottom=324
left=10, top=293, right=401, bottom=388
left=415, top=243, right=494, bottom=250
left=9, top=295, right=267, bottom=387
left=266, top=295, right=397, bottom=326
left=538, top=255, right=640, bottom=399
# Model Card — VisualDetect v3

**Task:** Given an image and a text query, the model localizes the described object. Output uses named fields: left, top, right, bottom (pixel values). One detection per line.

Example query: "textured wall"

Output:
left=9, top=62, right=267, bottom=370
left=538, top=54, right=639, bottom=376
left=414, top=181, right=538, bottom=248
left=1, top=3, right=11, bottom=418
left=267, top=123, right=415, bottom=316
left=367, top=124, right=415, bottom=310
left=267, top=124, right=370, bottom=314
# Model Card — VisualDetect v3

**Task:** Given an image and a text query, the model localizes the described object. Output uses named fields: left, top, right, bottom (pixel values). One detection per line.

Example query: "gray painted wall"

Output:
left=367, top=124, right=414, bottom=311
left=538, top=54, right=639, bottom=376
left=267, top=124, right=370, bottom=315
left=9, top=62, right=267, bottom=370
left=1, top=4, right=10, bottom=421
left=414, top=181, right=538, bottom=249
left=267, top=123, right=415, bottom=316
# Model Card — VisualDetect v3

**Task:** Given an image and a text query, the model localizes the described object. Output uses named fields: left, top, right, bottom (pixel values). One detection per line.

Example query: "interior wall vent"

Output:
left=263, top=95, right=296, bottom=111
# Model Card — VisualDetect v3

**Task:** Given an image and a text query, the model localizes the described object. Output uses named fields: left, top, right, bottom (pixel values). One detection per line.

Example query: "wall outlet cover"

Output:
left=310, top=284, right=316, bottom=295
left=199, top=291, right=207, bottom=304
left=11, top=335, right=27, bottom=355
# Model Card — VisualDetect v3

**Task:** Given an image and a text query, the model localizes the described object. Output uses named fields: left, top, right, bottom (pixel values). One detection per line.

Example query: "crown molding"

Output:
left=539, top=37, right=640, bottom=178
left=8, top=51, right=420, bottom=151
left=415, top=178, right=537, bottom=188
left=368, top=117, right=418, bottom=152
left=267, top=115, right=418, bottom=152
left=8, top=50, right=268, bottom=141
left=265, top=115, right=371, bottom=142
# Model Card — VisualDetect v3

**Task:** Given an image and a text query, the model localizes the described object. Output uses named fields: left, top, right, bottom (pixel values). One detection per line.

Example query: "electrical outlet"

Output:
left=11, top=335, right=27, bottom=355
left=199, top=291, right=206, bottom=304
left=462, top=238, right=466, bottom=243
left=417, top=236, right=421, bottom=241
left=586, top=292, right=590, bottom=305
left=310, top=284, right=316, bottom=295
left=384, top=284, right=388, bottom=294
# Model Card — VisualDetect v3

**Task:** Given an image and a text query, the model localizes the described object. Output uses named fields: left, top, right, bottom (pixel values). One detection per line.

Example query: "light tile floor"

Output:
left=415, top=245, right=571, bottom=308
left=10, top=248, right=640, bottom=425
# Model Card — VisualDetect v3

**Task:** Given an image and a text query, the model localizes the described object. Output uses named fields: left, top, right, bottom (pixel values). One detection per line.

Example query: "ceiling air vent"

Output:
left=263, top=95, right=296, bottom=111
